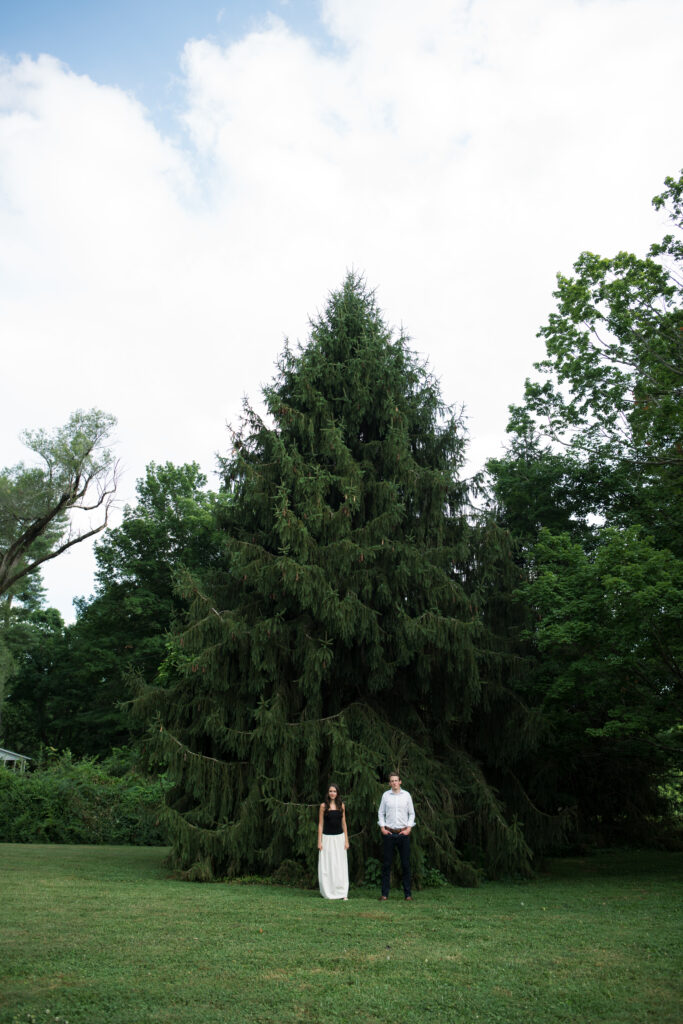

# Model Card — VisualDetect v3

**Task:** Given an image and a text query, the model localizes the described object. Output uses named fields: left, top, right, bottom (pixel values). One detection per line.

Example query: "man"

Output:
left=378, top=771, right=416, bottom=900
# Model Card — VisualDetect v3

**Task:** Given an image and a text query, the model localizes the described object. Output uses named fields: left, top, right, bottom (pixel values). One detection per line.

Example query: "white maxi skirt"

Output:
left=318, top=833, right=349, bottom=899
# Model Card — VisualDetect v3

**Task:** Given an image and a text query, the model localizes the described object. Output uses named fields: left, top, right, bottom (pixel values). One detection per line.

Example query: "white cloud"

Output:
left=1, top=0, right=681, bottom=617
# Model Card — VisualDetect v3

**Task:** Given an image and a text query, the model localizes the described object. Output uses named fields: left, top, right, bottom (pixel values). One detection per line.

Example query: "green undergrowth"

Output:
left=0, top=753, right=168, bottom=845
left=1, top=845, right=681, bottom=1024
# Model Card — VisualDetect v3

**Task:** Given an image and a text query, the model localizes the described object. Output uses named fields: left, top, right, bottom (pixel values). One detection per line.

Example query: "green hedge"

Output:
left=0, top=753, right=168, bottom=845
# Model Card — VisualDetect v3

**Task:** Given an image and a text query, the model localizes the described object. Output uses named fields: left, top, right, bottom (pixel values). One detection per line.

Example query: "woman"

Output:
left=317, top=783, right=349, bottom=900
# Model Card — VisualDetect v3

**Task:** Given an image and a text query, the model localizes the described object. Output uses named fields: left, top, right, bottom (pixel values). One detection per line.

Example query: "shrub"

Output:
left=271, top=858, right=312, bottom=887
left=420, top=865, right=449, bottom=887
left=363, top=856, right=382, bottom=887
left=0, top=751, right=169, bottom=845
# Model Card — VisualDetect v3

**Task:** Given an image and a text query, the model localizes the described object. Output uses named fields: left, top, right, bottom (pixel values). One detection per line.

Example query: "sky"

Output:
left=2, top=0, right=682, bottom=621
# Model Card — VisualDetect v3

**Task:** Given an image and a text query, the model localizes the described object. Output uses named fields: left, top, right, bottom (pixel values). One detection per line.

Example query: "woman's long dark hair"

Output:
left=324, top=783, right=342, bottom=811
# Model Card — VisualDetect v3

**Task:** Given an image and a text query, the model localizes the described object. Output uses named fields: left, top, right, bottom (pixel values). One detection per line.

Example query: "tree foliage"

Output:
left=2, top=462, right=218, bottom=757
left=0, top=604, right=65, bottom=750
left=0, top=750, right=168, bottom=845
left=517, top=526, right=682, bottom=839
left=510, top=171, right=682, bottom=549
left=138, top=275, right=561, bottom=884
left=0, top=409, right=118, bottom=598
left=487, top=173, right=683, bottom=842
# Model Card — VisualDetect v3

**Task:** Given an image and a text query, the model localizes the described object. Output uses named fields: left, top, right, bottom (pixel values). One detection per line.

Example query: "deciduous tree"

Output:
left=9, top=462, right=220, bottom=757
left=487, top=173, right=683, bottom=842
left=0, top=409, right=118, bottom=598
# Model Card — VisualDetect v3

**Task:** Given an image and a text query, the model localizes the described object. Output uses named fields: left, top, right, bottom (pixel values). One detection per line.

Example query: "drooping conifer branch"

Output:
left=158, top=725, right=249, bottom=767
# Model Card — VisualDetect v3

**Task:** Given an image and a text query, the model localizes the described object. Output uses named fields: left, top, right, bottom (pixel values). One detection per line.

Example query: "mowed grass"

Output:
left=1, top=845, right=682, bottom=1024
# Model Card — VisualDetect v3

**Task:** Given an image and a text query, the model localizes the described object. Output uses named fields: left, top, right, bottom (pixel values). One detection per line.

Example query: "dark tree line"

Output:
left=2, top=173, right=680, bottom=879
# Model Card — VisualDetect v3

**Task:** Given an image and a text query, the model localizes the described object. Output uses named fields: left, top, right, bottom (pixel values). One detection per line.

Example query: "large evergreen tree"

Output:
left=140, top=276, right=556, bottom=883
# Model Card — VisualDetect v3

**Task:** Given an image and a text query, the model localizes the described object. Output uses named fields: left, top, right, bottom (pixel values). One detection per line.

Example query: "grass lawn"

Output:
left=1, top=845, right=681, bottom=1024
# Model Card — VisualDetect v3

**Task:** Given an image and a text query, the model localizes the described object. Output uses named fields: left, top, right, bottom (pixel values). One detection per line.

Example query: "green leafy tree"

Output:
left=488, top=173, right=683, bottom=841
left=26, top=462, right=221, bottom=756
left=487, top=412, right=602, bottom=549
left=0, top=641, right=14, bottom=740
left=514, top=171, right=682, bottom=551
left=0, top=409, right=118, bottom=598
left=0, top=568, right=55, bottom=742
left=138, top=275, right=560, bottom=884
left=0, top=603, right=65, bottom=752
left=517, top=527, right=682, bottom=840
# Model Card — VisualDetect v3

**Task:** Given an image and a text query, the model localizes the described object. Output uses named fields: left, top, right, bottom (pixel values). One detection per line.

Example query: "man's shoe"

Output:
left=404, top=896, right=413, bottom=901
left=380, top=896, right=388, bottom=901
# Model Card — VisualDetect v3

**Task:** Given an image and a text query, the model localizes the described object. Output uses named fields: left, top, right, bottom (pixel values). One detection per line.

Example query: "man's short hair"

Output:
left=388, top=771, right=400, bottom=780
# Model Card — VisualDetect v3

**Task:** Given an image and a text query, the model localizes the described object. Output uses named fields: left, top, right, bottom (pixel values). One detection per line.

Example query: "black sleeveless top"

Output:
left=323, top=809, right=343, bottom=835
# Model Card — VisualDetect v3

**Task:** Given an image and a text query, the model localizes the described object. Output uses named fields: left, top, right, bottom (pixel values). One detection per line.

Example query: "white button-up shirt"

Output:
left=377, top=789, right=416, bottom=830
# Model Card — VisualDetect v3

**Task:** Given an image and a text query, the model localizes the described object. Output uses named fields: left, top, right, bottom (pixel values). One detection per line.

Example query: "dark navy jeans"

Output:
left=381, top=833, right=411, bottom=897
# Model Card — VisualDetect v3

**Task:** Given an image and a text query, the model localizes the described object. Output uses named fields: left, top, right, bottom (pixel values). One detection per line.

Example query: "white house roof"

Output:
left=0, top=747, right=31, bottom=762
